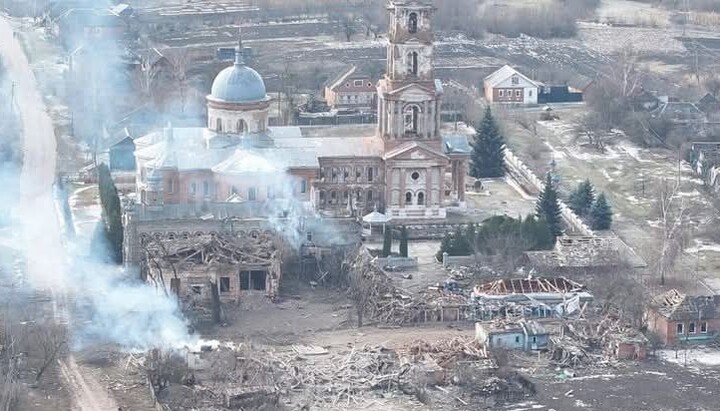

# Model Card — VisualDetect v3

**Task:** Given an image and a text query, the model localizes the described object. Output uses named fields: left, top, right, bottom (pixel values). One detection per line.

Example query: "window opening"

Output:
left=220, top=277, right=230, bottom=292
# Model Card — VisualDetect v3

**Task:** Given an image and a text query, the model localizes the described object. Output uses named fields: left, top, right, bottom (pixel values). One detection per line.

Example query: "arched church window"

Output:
left=367, top=190, right=374, bottom=203
left=405, top=192, right=413, bottom=204
left=237, top=119, right=246, bottom=133
left=216, top=118, right=223, bottom=132
left=404, top=105, right=420, bottom=134
left=417, top=192, right=425, bottom=205
left=248, top=187, right=257, bottom=201
left=409, top=12, right=418, bottom=34
left=408, top=52, right=418, bottom=76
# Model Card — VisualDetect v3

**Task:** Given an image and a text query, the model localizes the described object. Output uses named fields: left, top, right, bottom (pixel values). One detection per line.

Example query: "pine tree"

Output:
left=470, top=106, right=506, bottom=178
left=536, top=173, right=563, bottom=238
left=399, top=226, right=409, bottom=258
left=382, top=226, right=393, bottom=257
left=568, top=179, right=595, bottom=216
left=590, top=193, right=613, bottom=230
left=98, top=163, right=124, bottom=263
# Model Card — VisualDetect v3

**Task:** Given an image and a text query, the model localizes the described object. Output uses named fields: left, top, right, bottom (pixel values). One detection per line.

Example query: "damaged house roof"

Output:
left=474, top=277, right=586, bottom=296
left=649, top=289, right=720, bottom=321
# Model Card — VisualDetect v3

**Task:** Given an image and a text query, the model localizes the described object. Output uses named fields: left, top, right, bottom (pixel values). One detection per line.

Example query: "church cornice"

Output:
left=207, top=96, right=272, bottom=111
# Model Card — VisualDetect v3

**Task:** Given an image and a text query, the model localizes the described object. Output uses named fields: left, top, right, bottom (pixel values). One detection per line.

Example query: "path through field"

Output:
left=0, top=15, right=119, bottom=411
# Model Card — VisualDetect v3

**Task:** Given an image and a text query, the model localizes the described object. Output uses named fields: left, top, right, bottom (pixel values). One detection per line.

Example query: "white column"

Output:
left=396, top=101, right=403, bottom=138
left=377, top=98, right=382, bottom=134
left=422, top=101, right=430, bottom=138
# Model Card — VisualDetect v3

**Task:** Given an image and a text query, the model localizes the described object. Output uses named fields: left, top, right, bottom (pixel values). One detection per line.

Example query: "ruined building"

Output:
left=123, top=0, right=470, bottom=303
left=646, top=289, right=720, bottom=346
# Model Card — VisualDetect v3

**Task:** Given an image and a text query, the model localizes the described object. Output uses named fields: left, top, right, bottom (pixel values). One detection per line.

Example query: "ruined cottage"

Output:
left=646, top=289, right=720, bottom=346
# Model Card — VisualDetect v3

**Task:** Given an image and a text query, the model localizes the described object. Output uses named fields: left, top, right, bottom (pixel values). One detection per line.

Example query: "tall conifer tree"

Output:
left=470, top=107, right=506, bottom=178
left=536, top=173, right=563, bottom=238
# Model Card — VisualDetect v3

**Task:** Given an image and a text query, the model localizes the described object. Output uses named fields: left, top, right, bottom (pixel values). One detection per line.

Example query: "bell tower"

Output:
left=377, top=0, right=442, bottom=148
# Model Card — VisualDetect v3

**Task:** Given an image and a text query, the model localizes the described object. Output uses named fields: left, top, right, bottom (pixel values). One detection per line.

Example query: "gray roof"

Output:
left=135, top=125, right=385, bottom=172
left=442, top=134, right=471, bottom=155
left=210, top=62, right=267, bottom=103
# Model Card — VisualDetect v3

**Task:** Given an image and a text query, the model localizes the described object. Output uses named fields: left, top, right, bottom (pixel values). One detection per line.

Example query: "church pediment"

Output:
left=386, top=83, right=435, bottom=99
left=384, top=141, right=449, bottom=161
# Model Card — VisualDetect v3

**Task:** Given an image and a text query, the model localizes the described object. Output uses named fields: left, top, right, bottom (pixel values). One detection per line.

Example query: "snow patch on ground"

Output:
left=574, top=399, right=591, bottom=407
left=658, top=348, right=720, bottom=367
left=504, top=401, right=546, bottom=410
left=646, top=220, right=662, bottom=229
left=617, top=141, right=652, bottom=163
left=569, top=373, right=618, bottom=381
left=685, top=239, right=720, bottom=254
left=543, top=141, right=566, bottom=159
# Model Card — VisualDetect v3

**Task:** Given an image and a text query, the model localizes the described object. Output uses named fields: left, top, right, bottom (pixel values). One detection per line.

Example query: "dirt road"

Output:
left=0, top=15, right=119, bottom=411
left=59, top=356, right=120, bottom=411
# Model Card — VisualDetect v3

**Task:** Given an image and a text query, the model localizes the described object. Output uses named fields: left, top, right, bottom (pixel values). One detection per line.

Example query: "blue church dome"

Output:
left=210, top=63, right=267, bottom=103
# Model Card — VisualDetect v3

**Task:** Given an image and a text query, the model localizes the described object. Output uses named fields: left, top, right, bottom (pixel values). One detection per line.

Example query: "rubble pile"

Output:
left=549, top=316, right=649, bottom=366
left=399, top=337, right=486, bottom=368
left=348, top=249, right=477, bottom=325
left=149, top=337, right=507, bottom=409
left=347, top=249, right=425, bottom=324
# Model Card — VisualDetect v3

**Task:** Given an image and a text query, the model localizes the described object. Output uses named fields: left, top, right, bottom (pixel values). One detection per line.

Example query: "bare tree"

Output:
left=575, top=112, right=607, bottom=152
left=278, top=59, right=299, bottom=126
left=607, top=45, right=643, bottom=99
left=132, top=51, right=164, bottom=108
left=516, top=113, right=539, bottom=140
left=703, top=73, right=720, bottom=98
left=32, top=323, right=66, bottom=383
left=586, top=267, right=646, bottom=328
left=348, top=264, right=372, bottom=327
left=360, top=0, right=385, bottom=39
left=0, top=316, right=23, bottom=411
left=165, top=49, right=193, bottom=114
left=341, top=15, right=358, bottom=42
left=654, top=178, right=690, bottom=286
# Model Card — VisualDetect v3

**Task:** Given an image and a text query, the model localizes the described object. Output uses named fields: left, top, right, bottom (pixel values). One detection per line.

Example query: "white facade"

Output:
left=484, top=65, right=539, bottom=105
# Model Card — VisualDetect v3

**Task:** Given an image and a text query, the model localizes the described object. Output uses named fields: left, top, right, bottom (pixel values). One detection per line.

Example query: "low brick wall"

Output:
left=504, top=149, right=594, bottom=237
left=376, top=256, right=418, bottom=269
left=441, top=252, right=483, bottom=267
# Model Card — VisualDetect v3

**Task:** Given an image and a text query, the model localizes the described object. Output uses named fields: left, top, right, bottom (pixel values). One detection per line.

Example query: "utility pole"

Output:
left=9, top=81, right=14, bottom=112
left=682, top=0, right=689, bottom=37
left=695, top=42, right=700, bottom=87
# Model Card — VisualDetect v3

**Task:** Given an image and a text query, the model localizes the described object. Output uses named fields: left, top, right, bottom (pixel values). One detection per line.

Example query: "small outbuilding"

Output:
left=362, top=209, right=390, bottom=238
left=476, top=320, right=549, bottom=351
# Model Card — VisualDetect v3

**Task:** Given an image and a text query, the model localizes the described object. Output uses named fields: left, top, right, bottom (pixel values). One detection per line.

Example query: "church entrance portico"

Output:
left=384, top=142, right=447, bottom=219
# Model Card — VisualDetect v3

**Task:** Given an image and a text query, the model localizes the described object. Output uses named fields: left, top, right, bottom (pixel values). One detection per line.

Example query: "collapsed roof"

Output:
left=474, top=277, right=585, bottom=296
left=649, top=289, right=720, bottom=321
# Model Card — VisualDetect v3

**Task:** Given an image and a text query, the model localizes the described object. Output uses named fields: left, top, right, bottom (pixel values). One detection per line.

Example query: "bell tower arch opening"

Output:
left=408, top=51, right=418, bottom=76
left=409, top=12, right=418, bottom=34
left=404, top=104, right=420, bottom=135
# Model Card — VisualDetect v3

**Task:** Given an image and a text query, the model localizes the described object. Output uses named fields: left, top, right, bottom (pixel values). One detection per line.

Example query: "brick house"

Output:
left=483, top=65, right=539, bottom=105
left=646, top=289, right=720, bottom=346
left=324, top=66, right=378, bottom=112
